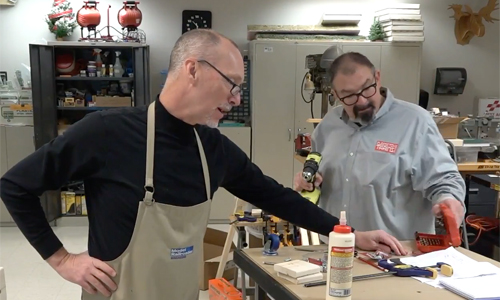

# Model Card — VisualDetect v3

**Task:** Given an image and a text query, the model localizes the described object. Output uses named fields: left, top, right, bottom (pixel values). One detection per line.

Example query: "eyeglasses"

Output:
left=335, top=81, right=377, bottom=106
left=197, top=60, right=242, bottom=96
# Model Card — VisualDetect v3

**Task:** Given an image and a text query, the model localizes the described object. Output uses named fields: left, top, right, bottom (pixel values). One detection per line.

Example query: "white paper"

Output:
left=440, top=274, right=500, bottom=298
left=399, top=247, right=500, bottom=289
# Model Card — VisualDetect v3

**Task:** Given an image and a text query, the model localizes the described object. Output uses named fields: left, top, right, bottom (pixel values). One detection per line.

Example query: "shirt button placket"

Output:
left=343, top=139, right=358, bottom=211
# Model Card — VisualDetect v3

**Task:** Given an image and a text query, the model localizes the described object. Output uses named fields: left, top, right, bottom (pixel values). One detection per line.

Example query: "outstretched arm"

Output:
left=219, top=135, right=347, bottom=236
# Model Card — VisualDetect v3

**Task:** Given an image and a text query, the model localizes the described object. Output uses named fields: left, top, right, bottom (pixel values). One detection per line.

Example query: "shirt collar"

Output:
left=155, top=95, right=198, bottom=143
left=339, top=87, right=395, bottom=128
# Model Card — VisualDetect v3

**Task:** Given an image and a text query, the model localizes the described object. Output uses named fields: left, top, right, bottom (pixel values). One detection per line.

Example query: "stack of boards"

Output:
left=375, top=3, right=424, bottom=42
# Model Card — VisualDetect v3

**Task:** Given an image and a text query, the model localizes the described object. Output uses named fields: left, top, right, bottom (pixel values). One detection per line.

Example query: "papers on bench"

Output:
left=440, top=275, right=500, bottom=300
left=399, top=247, right=500, bottom=289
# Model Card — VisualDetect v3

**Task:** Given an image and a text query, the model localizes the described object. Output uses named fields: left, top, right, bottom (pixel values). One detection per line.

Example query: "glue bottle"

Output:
left=326, top=211, right=355, bottom=300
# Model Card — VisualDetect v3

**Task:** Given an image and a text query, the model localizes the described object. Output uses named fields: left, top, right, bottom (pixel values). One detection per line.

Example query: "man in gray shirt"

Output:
left=294, top=52, right=466, bottom=246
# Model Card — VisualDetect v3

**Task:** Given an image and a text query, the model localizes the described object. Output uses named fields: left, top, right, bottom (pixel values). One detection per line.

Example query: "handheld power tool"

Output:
left=300, top=152, right=322, bottom=205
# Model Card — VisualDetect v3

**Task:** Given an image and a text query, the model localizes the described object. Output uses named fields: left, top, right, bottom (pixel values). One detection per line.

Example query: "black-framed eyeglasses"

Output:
left=334, top=81, right=377, bottom=106
left=197, top=60, right=242, bottom=96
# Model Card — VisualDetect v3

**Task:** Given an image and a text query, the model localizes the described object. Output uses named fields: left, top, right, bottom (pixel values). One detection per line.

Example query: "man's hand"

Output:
left=354, top=230, right=408, bottom=256
left=432, top=198, right=465, bottom=228
left=47, top=248, right=117, bottom=296
left=293, top=171, right=323, bottom=192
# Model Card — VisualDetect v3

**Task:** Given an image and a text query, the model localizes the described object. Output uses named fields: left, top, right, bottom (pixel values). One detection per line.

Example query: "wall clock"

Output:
left=182, top=10, right=212, bottom=34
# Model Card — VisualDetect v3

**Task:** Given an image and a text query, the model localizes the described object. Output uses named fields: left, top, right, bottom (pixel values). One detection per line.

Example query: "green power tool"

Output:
left=300, top=152, right=322, bottom=205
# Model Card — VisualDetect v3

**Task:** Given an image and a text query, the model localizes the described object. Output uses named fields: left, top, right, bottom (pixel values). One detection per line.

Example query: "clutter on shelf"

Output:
left=60, top=181, right=87, bottom=216
left=54, top=46, right=135, bottom=121
left=374, top=3, right=425, bottom=42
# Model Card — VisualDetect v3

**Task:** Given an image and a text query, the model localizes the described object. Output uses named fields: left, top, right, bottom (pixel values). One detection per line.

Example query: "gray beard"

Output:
left=204, top=110, right=219, bottom=128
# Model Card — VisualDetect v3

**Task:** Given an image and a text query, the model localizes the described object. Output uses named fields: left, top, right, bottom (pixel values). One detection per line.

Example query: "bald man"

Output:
left=0, top=30, right=404, bottom=300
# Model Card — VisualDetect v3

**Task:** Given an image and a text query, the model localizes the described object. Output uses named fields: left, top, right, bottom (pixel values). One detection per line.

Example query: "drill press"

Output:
left=303, top=45, right=343, bottom=121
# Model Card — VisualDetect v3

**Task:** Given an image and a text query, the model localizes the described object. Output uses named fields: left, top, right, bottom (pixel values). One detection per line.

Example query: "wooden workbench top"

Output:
left=238, top=241, right=500, bottom=300
left=294, top=154, right=500, bottom=173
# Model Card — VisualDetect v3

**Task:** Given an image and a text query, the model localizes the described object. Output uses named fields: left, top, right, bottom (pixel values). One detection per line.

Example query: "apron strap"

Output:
left=144, top=101, right=156, bottom=204
left=193, top=129, right=211, bottom=200
left=144, top=101, right=211, bottom=203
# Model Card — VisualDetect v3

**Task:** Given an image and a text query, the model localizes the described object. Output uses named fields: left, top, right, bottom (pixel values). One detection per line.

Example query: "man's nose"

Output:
left=229, top=93, right=241, bottom=106
left=357, top=95, right=369, bottom=105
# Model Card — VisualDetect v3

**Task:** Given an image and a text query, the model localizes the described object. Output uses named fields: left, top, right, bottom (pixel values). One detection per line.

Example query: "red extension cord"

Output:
left=464, top=214, right=499, bottom=246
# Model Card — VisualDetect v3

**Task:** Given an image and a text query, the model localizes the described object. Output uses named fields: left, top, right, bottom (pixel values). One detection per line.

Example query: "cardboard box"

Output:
left=433, top=116, right=468, bottom=139
left=93, top=96, right=131, bottom=107
left=200, top=228, right=237, bottom=291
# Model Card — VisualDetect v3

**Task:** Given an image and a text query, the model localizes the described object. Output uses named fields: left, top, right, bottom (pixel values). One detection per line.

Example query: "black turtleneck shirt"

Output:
left=0, top=100, right=345, bottom=261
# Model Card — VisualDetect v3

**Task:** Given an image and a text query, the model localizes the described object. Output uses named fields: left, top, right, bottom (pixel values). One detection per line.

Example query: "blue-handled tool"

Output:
left=230, top=211, right=257, bottom=224
left=378, top=259, right=438, bottom=279
left=349, top=259, right=438, bottom=282
left=304, top=260, right=452, bottom=287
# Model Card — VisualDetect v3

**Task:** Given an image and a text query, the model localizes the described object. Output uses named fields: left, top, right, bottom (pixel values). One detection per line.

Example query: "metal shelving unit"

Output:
left=29, top=41, right=150, bottom=223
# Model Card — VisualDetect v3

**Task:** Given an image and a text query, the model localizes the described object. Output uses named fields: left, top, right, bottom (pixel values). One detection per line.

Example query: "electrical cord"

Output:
left=464, top=214, right=499, bottom=246
left=300, top=72, right=315, bottom=119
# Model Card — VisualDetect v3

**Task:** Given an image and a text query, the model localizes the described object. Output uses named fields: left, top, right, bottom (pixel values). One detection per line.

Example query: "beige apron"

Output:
left=82, top=101, right=211, bottom=300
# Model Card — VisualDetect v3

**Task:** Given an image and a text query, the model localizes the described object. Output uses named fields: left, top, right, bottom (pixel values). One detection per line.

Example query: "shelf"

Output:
left=57, top=106, right=127, bottom=111
left=56, top=77, right=133, bottom=81
left=47, top=41, right=146, bottom=48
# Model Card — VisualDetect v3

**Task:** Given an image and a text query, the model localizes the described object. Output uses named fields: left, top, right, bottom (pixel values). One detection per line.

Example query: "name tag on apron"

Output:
left=170, top=246, right=194, bottom=259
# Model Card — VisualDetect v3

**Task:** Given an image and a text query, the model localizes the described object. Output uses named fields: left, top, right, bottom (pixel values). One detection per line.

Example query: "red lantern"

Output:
left=77, top=1, right=101, bottom=28
left=118, top=1, right=142, bottom=29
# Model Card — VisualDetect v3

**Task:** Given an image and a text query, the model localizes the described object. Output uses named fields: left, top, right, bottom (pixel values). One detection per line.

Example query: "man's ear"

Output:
left=375, top=69, right=381, bottom=83
left=184, top=59, right=198, bottom=81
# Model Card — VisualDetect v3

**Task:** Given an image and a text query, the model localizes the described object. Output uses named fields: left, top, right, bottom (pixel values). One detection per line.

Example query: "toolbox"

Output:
left=208, top=278, right=242, bottom=300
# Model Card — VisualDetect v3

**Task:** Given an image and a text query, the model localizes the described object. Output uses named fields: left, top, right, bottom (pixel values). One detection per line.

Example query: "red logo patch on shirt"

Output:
left=375, top=140, right=399, bottom=154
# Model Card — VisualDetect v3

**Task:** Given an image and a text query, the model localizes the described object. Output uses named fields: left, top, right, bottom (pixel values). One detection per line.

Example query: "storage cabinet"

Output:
left=0, top=125, right=35, bottom=225
left=29, top=42, right=150, bottom=223
left=249, top=40, right=422, bottom=188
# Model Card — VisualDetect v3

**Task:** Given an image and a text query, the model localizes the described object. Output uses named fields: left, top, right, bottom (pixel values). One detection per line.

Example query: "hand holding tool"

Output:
left=300, top=152, right=322, bottom=205
left=415, top=203, right=462, bottom=253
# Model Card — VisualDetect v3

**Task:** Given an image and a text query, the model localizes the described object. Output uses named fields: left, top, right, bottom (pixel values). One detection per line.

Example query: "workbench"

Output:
left=294, top=154, right=500, bottom=174
left=233, top=241, right=500, bottom=300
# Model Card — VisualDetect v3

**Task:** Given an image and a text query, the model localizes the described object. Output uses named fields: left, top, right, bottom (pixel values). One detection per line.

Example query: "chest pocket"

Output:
left=352, top=151, right=398, bottom=187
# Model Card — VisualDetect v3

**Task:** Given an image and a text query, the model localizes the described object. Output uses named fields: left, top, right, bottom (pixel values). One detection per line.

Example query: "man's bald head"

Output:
left=168, top=29, right=239, bottom=76
left=328, top=52, right=376, bottom=82
left=160, top=29, right=244, bottom=128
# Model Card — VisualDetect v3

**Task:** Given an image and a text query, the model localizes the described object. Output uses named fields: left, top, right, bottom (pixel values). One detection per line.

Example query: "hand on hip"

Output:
left=52, top=250, right=117, bottom=297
